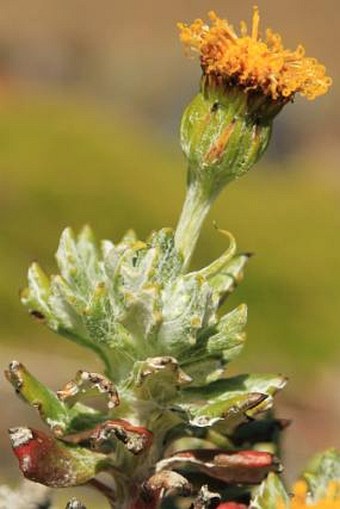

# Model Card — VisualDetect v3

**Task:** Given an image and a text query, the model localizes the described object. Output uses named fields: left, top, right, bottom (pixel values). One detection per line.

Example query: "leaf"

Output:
left=207, top=254, right=250, bottom=304
left=63, top=419, right=153, bottom=456
left=55, top=226, right=101, bottom=296
left=194, top=229, right=237, bottom=281
left=21, top=262, right=52, bottom=321
left=193, top=228, right=250, bottom=303
left=90, top=420, right=153, bottom=455
left=302, top=448, right=340, bottom=502
left=156, top=449, right=280, bottom=485
left=5, top=361, right=70, bottom=435
left=148, top=228, right=183, bottom=283
left=57, top=370, right=119, bottom=410
left=250, top=473, right=289, bottom=509
left=179, top=305, right=247, bottom=386
left=206, top=304, right=247, bottom=361
left=48, top=275, right=88, bottom=336
left=181, top=374, right=286, bottom=427
left=184, top=392, right=267, bottom=428
left=5, top=362, right=107, bottom=436
left=121, top=283, right=162, bottom=341
left=9, top=427, right=111, bottom=488
left=130, top=356, right=192, bottom=403
left=158, top=274, right=215, bottom=352
left=21, top=227, right=143, bottom=378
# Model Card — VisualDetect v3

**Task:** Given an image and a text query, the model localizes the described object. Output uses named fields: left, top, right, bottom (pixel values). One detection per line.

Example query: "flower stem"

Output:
left=175, top=172, right=214, bottom=270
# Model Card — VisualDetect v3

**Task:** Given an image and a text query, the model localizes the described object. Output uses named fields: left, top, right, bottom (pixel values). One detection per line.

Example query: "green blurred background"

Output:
left=0, top=0, right=339, bottom=506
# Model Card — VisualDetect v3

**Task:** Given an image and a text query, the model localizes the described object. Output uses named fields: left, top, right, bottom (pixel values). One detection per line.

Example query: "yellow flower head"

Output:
left=278, top=480, right=340, bottom=509
left=178, top=7, right=332, bottom=101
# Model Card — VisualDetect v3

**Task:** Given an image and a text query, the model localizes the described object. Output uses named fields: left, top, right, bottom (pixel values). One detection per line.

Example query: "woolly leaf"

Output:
left=158, top=274, right=215, bottom=352
left=179, top=304, right=247, bottom=386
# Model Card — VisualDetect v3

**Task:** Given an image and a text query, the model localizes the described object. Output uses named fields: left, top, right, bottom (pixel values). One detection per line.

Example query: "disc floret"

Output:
left=178, top=6, right=332, bottom=102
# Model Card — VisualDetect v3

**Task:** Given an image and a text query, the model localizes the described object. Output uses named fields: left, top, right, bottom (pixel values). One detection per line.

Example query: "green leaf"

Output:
left=158, top=274, right=215, bottom=352
left=251, top=473, right=289, bottom=509
left=207, top=253, right=251, bottom=303
left=206, top=304, right=247, bottom=360
left=130, top=356, right=192, bottom=404
left=148, top=228, right=183, bottom=283
left=121, top=283, right=162, bottom=342
left=182, top=391, right=267, bottom=428
left=195, top=229, right=237, bottom=282
left=302, top=448, right=340, bottom=502
left=179, top=304, right=247, bottom=386
left=5, top=362, right=106, bottom=435
left=21, top=262, right=52, bottom=321
left=5, top=361, right=70, bottom=435
left=181, top=374, right=286, bottom=427
left=55, top=226, right=101, bottom=296
left=192, top=228, right=251, bottom=303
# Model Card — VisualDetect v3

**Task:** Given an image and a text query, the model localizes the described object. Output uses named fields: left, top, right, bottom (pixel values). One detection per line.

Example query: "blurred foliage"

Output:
left=0, top=92, right=339, bottom=381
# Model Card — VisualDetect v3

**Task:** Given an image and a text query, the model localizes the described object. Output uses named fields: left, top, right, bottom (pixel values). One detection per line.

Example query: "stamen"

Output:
left=252, top=6, right=260, bottom=41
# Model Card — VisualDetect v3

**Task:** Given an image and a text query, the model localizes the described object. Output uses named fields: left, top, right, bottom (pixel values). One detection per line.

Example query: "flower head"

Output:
left=178, top=6, right=331, bottom=102
left=278, top=480, right=340, bottom=508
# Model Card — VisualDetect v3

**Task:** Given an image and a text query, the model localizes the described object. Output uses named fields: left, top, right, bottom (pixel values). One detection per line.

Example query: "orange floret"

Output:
left=178, top=7, right=332, bottom=101
left=278, top=480, right=340, bottom=508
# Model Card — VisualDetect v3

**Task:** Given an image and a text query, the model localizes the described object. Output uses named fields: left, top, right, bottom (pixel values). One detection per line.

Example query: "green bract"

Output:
left=180, top=78, right=278, bottom=198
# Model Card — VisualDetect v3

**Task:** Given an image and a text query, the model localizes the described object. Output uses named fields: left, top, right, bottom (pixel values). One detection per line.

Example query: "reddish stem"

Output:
left=128, top=494, right=159, bottom=509
left=88, top=478, right=116, bottom=508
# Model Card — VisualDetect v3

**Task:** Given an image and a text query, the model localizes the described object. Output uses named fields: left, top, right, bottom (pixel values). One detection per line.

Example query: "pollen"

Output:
left=278, top=480, right=340, bottom=508
left=178, top=7, right=332, bottom=101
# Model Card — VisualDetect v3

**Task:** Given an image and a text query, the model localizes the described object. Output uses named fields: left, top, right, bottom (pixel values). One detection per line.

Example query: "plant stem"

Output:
left=175, top=173, right=214, bottom=271
left=88, top=479, right=116, bottom=508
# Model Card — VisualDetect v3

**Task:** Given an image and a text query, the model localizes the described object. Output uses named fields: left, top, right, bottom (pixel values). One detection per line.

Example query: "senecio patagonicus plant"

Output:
left=5, top=6, right=339, bottom=509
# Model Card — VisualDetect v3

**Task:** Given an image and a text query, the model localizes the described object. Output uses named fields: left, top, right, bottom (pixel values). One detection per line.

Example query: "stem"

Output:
left=175, top=174, right=214, bottom=270
left=88, top=479, right=116, bottom=508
